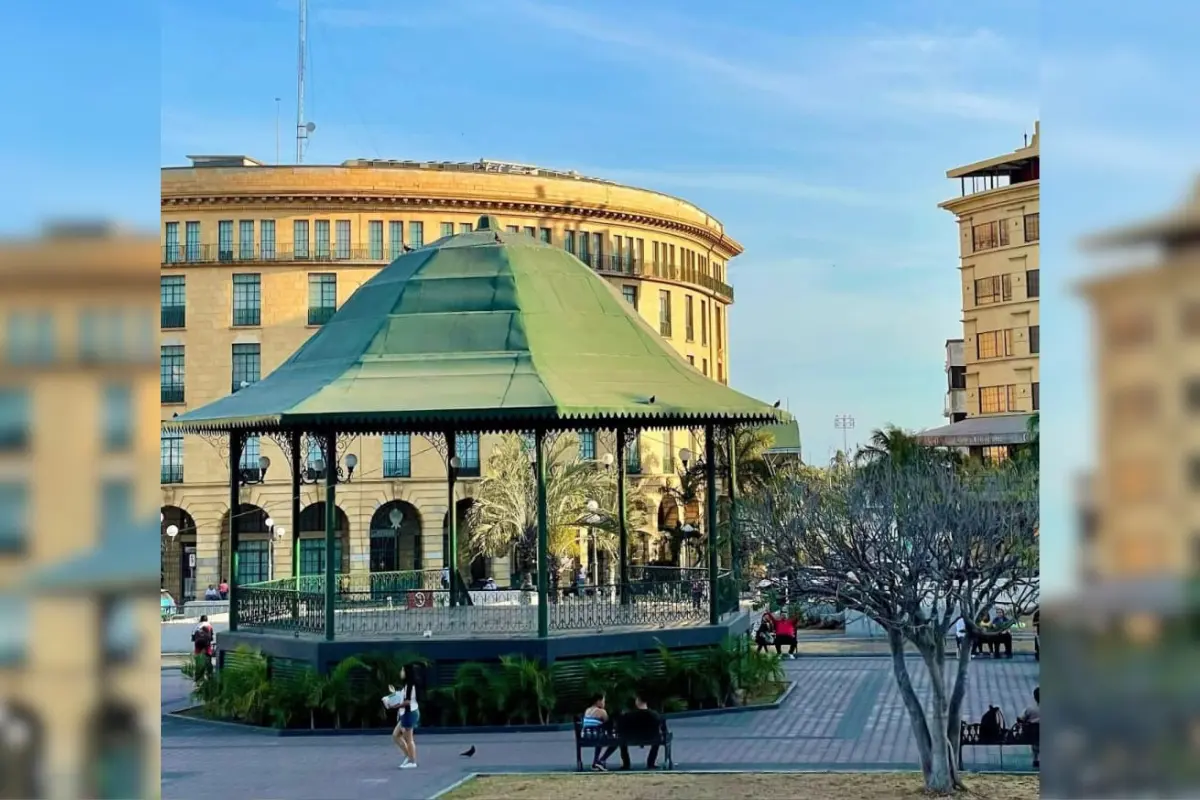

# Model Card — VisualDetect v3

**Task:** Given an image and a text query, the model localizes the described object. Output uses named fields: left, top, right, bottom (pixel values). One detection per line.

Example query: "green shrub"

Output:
left=180, top=637, right=784, bottom=730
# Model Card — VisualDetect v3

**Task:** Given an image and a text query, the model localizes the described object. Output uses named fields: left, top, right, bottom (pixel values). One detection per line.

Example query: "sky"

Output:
left=3, top=0, right=1198, bottom=598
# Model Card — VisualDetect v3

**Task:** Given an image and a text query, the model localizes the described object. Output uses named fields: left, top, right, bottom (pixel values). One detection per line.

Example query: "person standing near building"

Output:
left=389, top=665, right=421, bottom=769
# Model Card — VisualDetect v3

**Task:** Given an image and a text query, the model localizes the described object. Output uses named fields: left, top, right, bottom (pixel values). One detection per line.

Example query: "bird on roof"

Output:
left=493, top=232, right=502, bottom=244
left=773, top=400, right=781, bottom=408
left=648, top=395, right=656, bottom=404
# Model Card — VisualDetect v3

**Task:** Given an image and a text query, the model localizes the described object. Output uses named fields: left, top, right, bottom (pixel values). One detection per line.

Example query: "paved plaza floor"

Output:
left=161, top=656, right=1038, bottom=800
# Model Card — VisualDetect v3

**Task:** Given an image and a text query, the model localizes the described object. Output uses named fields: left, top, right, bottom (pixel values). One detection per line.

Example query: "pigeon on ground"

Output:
left=460, top=746, right=476, bottom=757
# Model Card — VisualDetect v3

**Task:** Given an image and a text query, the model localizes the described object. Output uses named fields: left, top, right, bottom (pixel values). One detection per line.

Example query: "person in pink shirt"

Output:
left=767, top=611, right=798, bottom=658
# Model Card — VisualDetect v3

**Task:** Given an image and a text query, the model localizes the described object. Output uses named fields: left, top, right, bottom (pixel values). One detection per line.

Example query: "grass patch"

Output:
left=439, top=772, right=1040, bottom=800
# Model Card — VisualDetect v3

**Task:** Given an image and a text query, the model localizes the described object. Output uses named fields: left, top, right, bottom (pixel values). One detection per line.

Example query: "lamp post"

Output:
left=584, top=499, right=602, bottom=586
left=534, top=430, right=549, bottom=638
left=301, top=452, right=357, bottom=484
left=681, top=523, right=695, bottom=568
left=265, top=517, right=286, bottom=580
left=239, top=455, right=271, bottom=486
left=388, top=506, right=405, bottom=572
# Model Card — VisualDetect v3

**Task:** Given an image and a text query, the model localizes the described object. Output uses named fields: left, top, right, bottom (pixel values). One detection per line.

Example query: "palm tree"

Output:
left=713, top=426, right=776, bottom=497
left=855, top=425, right=924, bottom=466
left=466, top=433, right=650, bottom=578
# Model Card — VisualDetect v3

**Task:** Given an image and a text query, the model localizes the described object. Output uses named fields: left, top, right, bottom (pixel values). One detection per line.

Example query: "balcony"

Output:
left=944, top=389, right=967, bottom=418
left=162, top=244, right=385, bottom=265
left=575, top=254, right=735, bottom=301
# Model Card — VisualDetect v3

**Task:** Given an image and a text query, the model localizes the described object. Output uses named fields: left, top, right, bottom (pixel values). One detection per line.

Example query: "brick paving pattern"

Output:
left=162, top=656, right=1038, bottom=799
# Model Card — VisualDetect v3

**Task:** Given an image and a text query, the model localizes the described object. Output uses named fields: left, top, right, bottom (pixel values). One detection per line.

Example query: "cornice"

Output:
left=938, top=180, right=1039, bottom=216
left=160, top=192, right=744, bottom=256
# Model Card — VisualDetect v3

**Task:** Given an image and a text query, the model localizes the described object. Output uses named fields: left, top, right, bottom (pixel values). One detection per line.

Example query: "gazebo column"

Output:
left=535, top=428, right=550, bottom=638
left=615, top=426, right=629, bottom=605
left=727, top=426, right=739, bottom=610
left=705, top=423, right=719, bottom=625
left=323, top=431, right=337, bottom=641
left=290, top=430, right=302, bottom=581
left=446, top=429, right=459, bottom=607
left=228, top=431, right=244, bottom=632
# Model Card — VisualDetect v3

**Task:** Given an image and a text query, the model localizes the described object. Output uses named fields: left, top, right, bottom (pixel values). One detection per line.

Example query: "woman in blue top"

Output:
left=581, top=694, right=617, bottom=770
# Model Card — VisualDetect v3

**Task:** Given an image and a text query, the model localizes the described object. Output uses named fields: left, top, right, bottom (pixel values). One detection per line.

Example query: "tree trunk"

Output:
left=920, top=644, right=956, bottom=793
left=886, top=629, right=934, bottom=778
left=945, top=631, right=973, bottom=784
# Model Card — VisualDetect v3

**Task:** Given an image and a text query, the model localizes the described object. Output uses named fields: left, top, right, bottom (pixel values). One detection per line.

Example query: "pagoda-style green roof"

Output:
left=169, top=215, right=784, bottom=434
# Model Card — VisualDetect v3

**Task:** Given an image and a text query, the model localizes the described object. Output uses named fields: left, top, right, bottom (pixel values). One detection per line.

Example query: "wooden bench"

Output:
left=958, top=720, right=1039, bottom=769
left=573, top=716, right=674, bottom=771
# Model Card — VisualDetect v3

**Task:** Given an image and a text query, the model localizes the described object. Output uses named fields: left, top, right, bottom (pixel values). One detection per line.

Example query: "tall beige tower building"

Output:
left=918, top=123, right=1040, bottom=459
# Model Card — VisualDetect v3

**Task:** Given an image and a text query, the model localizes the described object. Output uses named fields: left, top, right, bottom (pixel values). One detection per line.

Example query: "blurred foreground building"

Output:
left=1080, top=180, right=1200, bottom=578
left=0, top=225, right=159, bottom=798
left=917, top=123, right=1040, bottom=460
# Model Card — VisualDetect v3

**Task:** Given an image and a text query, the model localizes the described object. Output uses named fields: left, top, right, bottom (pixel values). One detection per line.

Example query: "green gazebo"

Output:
left=167, top=215, right=784, bottom=642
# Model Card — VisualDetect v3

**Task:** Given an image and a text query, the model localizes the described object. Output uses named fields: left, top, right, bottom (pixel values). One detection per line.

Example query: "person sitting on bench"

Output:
left=988, top=608, right=1014, bottom=658
left=771, top=612, right=798, bottom=658
left=615, top=694, right=661, bottom=770
left=1018, top=686, right=1040, bottom=768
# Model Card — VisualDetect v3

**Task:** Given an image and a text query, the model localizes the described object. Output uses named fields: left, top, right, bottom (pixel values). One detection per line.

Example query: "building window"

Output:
left=506, top=225, right=519, bottom=233
left=579, top=231, right=591, bottom=265
left=1107, top=312, right=1154, bottom=348
left=218, top=220, right=234, bottom=261
left=661, top=430, right=673, bottom=474
left=591, top=233, right=603, bottom=265
left=440, top=222, right=454, bottom=239
left=409, top=221, right=424, bottom=247
left=102, top=598, right=140, bottom=663
left=237, top=540, right=270, bottom=585
left=308, top=274, right=337, bottom=325
left=369, top=220, right=384, bottom=260
left=160, top=345, right=185, bottom=403
left=231, top=343, right=261, bottom=393
left=622, top=285, right=638, bottom=308
left=305, top=437, right=323, bottom=473
left=459, top=222, right=473, bottom=234
left=240, top=435, right=263, bottom=480
left=0, top=482, right=28, bottom=553
left=299, top=538, right=341, bottom=579
left=976, top=329, right=1013, bottom=360
left=578, top=430, right=596, bottom=461
left=383, top=433, right=412, bottom=478
left=971, top=220, right=1008, bottom=252
left=700, top=300, right=708, bottom=345
left=523, top=226, right=536, bottom=238
left=0, top=389, right=30, bottom=452
left=974, top=274, right=1013, bottom=305
left=982, top=446, right=1010, bottom=464
left=716, top=307, right=723, bottom=349
left=625, top=436, right=641, bottom=474
left=950, top=366, right=966, bottom=390
left=260, top=219, right=276, bottom=260
left=100, top=479, right=133, bottom=537
left=979, top=384, right=1017, bottom=414
left=161, top=431, right=183, bottom=484
left=294, top=220, right=310, bottom=259
left=238, top=220, right=254, bottom=260
left=1112, top=384, right=1158, bottom=426
left=659, top=290, right=672, bottom=337
left=389, top=221, right=404, bottom=258
left=102, top=384, right=132, bottom=452
left=718, top=363, right=725, bottom=383
left=1025, top=269, right=1039, bottom=299
left=455, top=433, right=480, bottom=477
left=540, top=227, right=552, bottom=244
left=185, top=221, right=201, bottom=261
left=5, top=311, right=55, bottom=365
left=1032, top=381, right=1039, bottom=411
left=164, top=221, right=180, bottom=263
left=684, top=296, right=695, bottom=341
left=564, top=230, right=576, bottom=255
left=315, top=220, right=331, bottom=259
left=334, top=220, right=351, bottom=259
left=1029, top=325, right=1040, bottom=354
left=232, top=274, right=261, bottom=327
left=702, top=358, right=708, bottom=376
left=160, top=276, right=186, bottom=329
left=687, top=355, right=694, bottom=366
left=1024, top=213, right=1039, bottom=242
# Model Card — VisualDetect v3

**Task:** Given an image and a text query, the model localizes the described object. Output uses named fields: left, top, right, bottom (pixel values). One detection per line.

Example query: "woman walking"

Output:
left=389, top=665, right=420, bottom=769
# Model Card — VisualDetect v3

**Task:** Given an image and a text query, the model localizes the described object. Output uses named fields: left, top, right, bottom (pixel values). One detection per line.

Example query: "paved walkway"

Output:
left=162, top=657, right=1038, bottom=800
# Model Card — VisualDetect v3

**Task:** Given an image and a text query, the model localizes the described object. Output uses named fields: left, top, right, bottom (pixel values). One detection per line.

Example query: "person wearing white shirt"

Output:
left=388, top=665, right=421, bottom=769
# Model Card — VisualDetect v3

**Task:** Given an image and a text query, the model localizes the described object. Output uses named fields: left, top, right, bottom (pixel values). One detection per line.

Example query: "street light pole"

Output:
left=834, top=414, right=855, bottom=458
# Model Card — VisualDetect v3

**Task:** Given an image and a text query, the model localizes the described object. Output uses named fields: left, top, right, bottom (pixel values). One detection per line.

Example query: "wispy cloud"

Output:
left=500, top=0, right=1035, bottom=126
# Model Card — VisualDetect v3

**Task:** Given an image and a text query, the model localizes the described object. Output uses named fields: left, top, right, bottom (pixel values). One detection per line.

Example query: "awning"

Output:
left=27, top=518, right=159, bottom=594
left=913, top=414, right=1034, bottom=447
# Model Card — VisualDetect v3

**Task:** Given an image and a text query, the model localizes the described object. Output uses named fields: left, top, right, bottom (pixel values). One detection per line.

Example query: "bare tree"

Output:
left=739, top=455, right=1038, bottom=793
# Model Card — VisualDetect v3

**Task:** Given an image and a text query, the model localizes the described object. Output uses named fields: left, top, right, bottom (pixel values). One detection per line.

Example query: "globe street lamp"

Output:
left=302, top=452, right=357, bottom=484
left=239, top=455, right=271, bottom=486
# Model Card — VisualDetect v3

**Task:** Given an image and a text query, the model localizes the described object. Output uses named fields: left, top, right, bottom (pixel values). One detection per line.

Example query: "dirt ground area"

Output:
left=440, top=771, right=1041, bottom=800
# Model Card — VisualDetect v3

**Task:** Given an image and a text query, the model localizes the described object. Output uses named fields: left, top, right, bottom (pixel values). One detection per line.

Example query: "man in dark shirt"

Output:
left=615, top=694, right=662, bottom=770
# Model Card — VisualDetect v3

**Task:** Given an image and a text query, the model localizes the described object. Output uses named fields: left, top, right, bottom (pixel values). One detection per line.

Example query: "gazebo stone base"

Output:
left=215, top=611, right=753, bottom=675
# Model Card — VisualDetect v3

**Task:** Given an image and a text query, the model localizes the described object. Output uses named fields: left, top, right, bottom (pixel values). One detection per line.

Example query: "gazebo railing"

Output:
left=236, top=571, right=731, bottom=637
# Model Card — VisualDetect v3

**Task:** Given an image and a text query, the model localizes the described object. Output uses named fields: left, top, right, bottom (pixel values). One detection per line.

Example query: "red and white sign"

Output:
left=407, top=590, right=433, bottom=609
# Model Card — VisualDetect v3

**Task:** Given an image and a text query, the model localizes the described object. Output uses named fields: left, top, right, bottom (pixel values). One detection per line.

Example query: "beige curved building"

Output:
left=159, top=157, right=742, bottom=599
